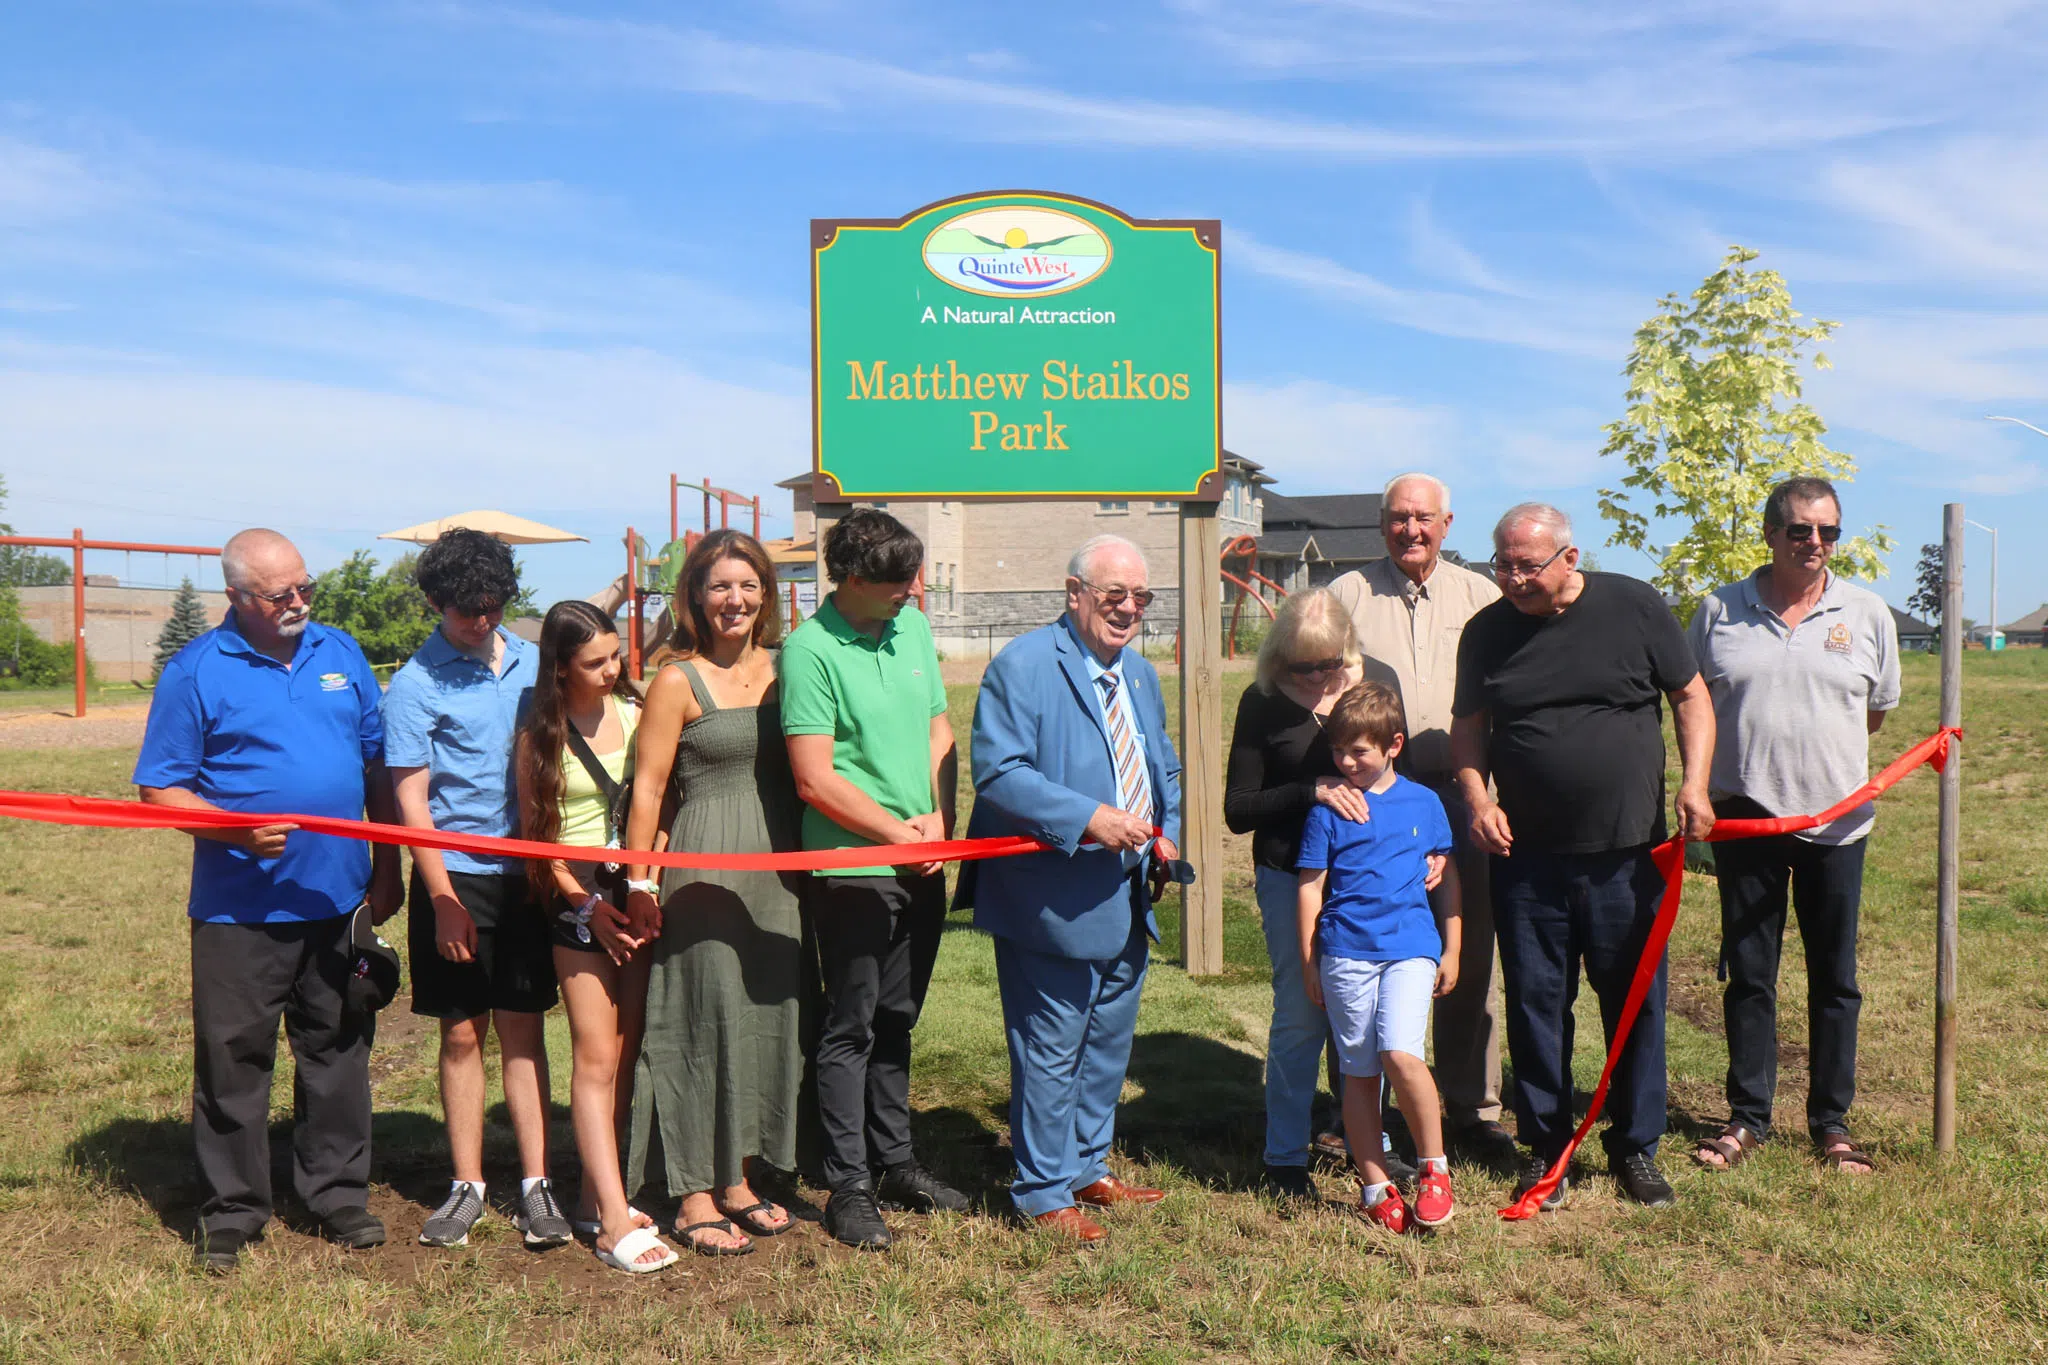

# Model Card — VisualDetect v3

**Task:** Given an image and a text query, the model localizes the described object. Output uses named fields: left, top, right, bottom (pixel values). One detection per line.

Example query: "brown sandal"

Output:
left=1692, top=1124, right=1761, bottom=1170
left=1815, top=1131, right=1875, bottom=1173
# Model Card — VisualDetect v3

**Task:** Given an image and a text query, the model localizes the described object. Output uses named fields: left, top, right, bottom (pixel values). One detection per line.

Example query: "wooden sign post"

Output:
left=1935, top=502, right=1964, bottom=1153
left=1177, top=504, right=1224, bottom=975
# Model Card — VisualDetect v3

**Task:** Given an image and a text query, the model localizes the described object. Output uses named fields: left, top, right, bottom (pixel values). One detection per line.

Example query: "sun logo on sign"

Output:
left=922, top=205, right=1112, bottom=298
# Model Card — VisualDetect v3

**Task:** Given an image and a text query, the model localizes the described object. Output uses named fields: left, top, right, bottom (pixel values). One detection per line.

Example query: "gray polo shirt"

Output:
left=1688, top=569, right=1901, bottom=844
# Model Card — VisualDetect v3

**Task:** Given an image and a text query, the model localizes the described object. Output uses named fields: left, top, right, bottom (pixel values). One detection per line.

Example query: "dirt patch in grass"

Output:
left=0, top=702, right=151, bottom=751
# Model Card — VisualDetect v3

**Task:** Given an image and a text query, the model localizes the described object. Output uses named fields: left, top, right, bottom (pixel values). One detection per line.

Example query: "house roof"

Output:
left=1890, top=606, right=1936, bottom=637
left=1222, top=449, right=1276, bottom=487
left=1262, top=491, right=1383, bottom=532
left=2003, top=603, right=2048, bottom=633
left=1254, top=527, right=1384, bottom=565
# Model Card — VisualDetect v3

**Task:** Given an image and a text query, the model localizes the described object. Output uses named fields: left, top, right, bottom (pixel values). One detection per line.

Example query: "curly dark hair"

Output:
left=823, top=507, right=924, bottom=585
left=415, top=527, right=520, bottom=615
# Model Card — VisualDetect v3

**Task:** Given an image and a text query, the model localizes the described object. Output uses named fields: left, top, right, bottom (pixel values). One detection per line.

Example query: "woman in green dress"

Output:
left=620, top=530, right=804, bottom=1257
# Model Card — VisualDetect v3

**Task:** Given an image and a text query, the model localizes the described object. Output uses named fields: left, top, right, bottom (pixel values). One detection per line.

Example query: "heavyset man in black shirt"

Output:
left=1451, top=503, right=1716, bottom=1209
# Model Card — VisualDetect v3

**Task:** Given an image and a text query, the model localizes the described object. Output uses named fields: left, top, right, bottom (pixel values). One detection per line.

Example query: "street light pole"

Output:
left=1965, top=519, right=1999, bottom=648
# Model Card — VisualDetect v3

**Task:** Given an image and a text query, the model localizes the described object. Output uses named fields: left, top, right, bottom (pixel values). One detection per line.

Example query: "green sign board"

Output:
left=812, top=191, right=1221, bottom=502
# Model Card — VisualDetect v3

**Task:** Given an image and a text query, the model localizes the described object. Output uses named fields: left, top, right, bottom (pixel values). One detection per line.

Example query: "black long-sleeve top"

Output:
left=1225, top=659, right=1404, bottom=872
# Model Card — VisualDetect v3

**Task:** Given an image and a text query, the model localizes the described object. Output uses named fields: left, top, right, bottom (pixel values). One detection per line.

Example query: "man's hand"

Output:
left=1468, top=799, right=1513, bottom=857
left=1084, top=804, right=1154, bottom=852
left=1434, top=956, right=1461, bottom=998
left=368, top=858, right=403, bottom=925
left=1146, top=835, right=1181, bottom=903
left=239, top=823, right=296, bottom=859
left=891, top=813, right=946, bottom=877
left=432, top=892, right=478, bottom=964
left=1423, top=852, right=1448, bottom=892
left=1313, top=776, right=1370, bottom=825
left=1675, top=784, right=1716, bottom=842
left=1303, top=958, right=1324, bottom=1010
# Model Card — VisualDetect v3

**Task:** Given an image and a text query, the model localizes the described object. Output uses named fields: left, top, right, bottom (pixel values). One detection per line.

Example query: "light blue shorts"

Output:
left=1320, top=956, right=1436, bottom=1078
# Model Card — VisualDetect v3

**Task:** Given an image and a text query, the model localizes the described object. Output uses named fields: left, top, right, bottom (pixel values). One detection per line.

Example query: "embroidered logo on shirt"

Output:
left=319, top=672, right=350, bottom=691
left=1825, top=624, right=1853, bottom=655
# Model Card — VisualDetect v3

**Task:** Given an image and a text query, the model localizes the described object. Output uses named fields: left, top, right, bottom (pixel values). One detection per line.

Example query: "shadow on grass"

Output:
left=1119, top=1030, right=1268, bottom=1192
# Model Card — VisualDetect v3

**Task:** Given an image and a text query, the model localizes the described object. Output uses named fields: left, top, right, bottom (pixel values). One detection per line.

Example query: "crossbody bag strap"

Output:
left=563, top=711, right=631, bottom=848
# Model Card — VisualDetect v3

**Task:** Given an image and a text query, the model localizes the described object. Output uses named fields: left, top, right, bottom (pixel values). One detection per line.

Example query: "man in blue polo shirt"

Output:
left=135, top=527, right=400, bottom=1273
left=382, top=528, right=563, bottom=1250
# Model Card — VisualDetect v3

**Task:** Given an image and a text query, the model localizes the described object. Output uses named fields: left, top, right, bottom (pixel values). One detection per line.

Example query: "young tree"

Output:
left=153, top=578, right=212, bottom=676
left=1598, top=245, right=1892, bottom=620
left=1907, top=543, right=1944, bottom=628
left=0, top=476, right=73, bottom=593
left=314, top=550, right=441, bottom=667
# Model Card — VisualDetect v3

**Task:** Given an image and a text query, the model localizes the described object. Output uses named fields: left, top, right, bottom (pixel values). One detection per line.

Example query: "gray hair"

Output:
left=1381, top=472, right=1451, bottom=512
left=1493, top=502, right=1573, bottom=552
left=220, top=527, right=299, bottom=590
left=1067, top=534, right=1147, bottom=582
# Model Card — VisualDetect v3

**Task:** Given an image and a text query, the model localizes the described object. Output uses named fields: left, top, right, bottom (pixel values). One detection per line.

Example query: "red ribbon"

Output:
left=0, top=789, right=1052, bottom=873
left=1497, top=726, right=1959, bottom=1220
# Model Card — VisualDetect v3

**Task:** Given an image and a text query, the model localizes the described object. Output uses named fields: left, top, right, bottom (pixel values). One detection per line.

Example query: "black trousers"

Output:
left=1712, top=798, right=1867, bottom=1141
left=812, top=872, right=945, bottom=1192
left=191, top=916, right=375, bottom=1237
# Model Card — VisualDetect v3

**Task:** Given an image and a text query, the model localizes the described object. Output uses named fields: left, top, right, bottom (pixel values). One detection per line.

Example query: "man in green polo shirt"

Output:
left=783, top=507, right=969, bottom=1249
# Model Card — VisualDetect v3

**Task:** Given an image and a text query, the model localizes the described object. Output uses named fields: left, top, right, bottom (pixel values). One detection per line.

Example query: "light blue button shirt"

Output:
left=1064, top=615, right=1153, bottom=864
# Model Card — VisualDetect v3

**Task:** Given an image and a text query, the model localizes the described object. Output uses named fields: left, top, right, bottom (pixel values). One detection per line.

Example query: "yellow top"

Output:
left=558, top=696, right=640, bottom=848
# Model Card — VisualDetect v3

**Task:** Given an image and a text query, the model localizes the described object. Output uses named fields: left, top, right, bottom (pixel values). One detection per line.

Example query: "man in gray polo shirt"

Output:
left=1686, top=476, right=1899, bottom=1176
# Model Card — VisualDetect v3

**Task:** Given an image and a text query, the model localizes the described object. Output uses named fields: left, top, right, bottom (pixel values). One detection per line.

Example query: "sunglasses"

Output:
left=1286, top=658, right=1346, bottom=676
left=237, top=579, right=317, bottom=607
left=1782, top=522, right=1843, bottom=544
left=1076, top=578, right=1155, bottom=610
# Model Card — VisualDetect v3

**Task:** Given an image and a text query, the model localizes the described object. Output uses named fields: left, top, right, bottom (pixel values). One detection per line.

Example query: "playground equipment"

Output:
left=1220, top=533, right=1290, bottom=659
left=0, top=529, right=223, bottom=717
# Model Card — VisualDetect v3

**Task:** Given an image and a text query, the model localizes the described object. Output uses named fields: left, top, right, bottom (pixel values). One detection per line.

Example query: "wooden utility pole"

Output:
left=1177, top=503, right=1224, bottom=975
left=1935, top=502, right=1964, bottom=1153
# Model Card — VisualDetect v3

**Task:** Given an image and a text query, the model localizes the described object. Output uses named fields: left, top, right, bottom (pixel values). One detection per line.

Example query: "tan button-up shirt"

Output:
left=1326, top=555, right=1501, bottom=782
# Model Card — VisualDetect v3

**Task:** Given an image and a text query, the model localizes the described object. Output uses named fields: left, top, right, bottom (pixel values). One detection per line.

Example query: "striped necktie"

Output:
left=1097, top=671, right=1154, bottom=827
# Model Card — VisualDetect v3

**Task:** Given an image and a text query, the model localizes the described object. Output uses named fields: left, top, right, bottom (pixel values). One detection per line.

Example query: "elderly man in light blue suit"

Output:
left=958, top=534, right=1184, bottom=1243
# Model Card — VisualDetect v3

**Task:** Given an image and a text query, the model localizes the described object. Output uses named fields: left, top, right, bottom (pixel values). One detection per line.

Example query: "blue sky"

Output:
left=3, top=1, right=2044, bottom=624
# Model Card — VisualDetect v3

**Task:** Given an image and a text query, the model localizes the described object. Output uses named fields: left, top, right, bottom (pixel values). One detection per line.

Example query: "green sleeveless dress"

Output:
left=628, top=658, right=804, bottom=1194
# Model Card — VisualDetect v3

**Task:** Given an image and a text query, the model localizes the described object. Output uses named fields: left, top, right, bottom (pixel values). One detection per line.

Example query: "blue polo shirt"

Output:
left=1297, top=776, right=1454, bottom=963
left=381, top=625, right=536, bottom=876
left=133, top=613, right=384, bottom=924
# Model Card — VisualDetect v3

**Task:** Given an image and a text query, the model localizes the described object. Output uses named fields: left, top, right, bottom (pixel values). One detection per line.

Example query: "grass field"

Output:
left=1, top=653, right=2044, bottom=1362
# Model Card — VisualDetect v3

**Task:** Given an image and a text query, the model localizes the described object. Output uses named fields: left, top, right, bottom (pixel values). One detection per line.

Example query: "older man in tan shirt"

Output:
left=1326, top=473, right=1511, bottom=1163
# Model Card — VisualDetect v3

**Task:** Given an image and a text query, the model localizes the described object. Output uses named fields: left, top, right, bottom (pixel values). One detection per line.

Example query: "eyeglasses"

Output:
left=1781, top=522, right=1843, bottom=544
left=1286, top=657, right=1346, bottom=676
left=235, top=580, right=316, bottom=607
left=1075, top=578, right=1155, bottom=610
left=448, top=601, right=504, bottom=620
left=1487, top=545, right=1571, bottom=582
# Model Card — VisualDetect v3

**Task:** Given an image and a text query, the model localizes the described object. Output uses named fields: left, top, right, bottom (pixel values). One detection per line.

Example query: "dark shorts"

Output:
left=547, top=859, right=625, bottom=955
left=408, top=868, right=558, bottom=1020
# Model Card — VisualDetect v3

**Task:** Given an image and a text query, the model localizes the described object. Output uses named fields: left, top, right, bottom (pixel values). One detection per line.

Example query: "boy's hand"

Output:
left=1303, top=959, right=1323, bottom=1010
left=1434, top=958, right=1460, bottom=998
left=1423, top=852, right=1448, bottom=891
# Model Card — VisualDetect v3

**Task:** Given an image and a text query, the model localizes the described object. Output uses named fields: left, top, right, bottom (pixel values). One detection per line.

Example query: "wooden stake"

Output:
left=1935, top=502, right=1964, bottom=1154
left=1177, top=503, right=1224, bottom=976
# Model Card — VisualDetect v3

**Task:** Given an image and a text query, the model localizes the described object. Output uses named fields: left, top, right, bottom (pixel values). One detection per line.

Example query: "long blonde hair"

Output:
left=1255, top=588, right=1362, bottom=694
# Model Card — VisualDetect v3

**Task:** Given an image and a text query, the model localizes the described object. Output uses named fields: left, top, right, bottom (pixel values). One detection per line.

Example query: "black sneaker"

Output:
left=515, top=1178, right=574, bottom=1248
left=877, top=1161, right=970, bottom=1214
left=1613, top=1151, right=1676, bottom=1208
left=193, top=1227, right=250, bottom=1274
left=420, top=1183, right=487, bottom=1247
left=1512, top=1153, right=1568, bottom=1212
left=318, top=1206, right=387, bottom=1249
left=825, top=1186, right=892, bottom=1250
left=1380, top=1145, right=1419, bottom=1194
left=1261, top=1164, right=1320, bottom=1203
left=1451, top=1120, right=1522, bottom=1177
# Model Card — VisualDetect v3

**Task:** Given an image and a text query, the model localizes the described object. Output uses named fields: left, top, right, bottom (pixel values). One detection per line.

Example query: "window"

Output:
left=1097, top=500, right=1129, bottom=514
left=1151, top=500, right=1176, bottom=512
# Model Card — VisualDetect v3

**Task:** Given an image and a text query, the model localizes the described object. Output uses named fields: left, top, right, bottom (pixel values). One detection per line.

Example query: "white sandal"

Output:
left=595, top=1224, right=678, bottom=1275
left=572, top=1205, right=651, bottom=1238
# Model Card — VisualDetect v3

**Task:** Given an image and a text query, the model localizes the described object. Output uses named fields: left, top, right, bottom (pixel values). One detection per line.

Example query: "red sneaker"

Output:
left=1413, top=1166, right=1454, bottom=1227
left=1358, top=1187, right=1411, bottom=1234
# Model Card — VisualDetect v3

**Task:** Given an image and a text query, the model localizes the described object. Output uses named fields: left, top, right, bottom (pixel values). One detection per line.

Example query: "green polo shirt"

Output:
left=780, top=596, right=948, bottom=875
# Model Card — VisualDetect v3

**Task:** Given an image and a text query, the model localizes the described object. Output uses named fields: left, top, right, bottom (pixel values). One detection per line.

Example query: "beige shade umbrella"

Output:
left=377, top=510, right=589, bottom=546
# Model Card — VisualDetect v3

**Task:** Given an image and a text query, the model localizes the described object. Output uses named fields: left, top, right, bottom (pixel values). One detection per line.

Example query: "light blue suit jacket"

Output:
left=957, top=618, right=1185, bottom=961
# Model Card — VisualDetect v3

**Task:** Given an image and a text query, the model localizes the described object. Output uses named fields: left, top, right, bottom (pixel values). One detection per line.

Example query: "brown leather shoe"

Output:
left=1073, top=1175, right=1164, bottom=1207
left=1033, top=1207, right=1107, bottom=1243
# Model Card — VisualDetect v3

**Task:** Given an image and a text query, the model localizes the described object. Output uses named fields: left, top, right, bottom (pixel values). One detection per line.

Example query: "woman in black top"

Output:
left=1225, top=587, right=1402, bottom=1197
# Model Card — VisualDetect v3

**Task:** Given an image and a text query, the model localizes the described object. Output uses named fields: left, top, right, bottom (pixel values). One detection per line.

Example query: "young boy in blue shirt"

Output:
left=1298, top=681, right=1462, bottom=1231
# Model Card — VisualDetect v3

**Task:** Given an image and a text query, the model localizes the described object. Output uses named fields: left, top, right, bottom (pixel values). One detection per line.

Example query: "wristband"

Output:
left=577, top=891, right=602, bottom=915
left=624, top=878, right=660, bottom=897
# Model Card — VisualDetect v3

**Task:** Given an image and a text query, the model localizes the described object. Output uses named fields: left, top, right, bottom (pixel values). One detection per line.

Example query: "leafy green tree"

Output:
left=0, top=476, right=72, bottom=592
left=153, top=578, right=212, bottom=675
left=1598, top=246, right=1892, bottom=621
left=1907, top=543, right=1945, bottom=634
left=313, top=551, right=440, bottom=666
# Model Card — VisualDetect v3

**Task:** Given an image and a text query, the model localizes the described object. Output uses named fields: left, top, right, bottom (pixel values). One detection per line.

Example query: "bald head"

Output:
left=221, top=528, right=303, bottom=592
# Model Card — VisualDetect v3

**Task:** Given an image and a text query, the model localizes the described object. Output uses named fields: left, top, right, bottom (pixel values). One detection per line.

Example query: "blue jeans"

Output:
left=1493, top=845, right=1668, bottom=1162
left=1257, top=865, right=1330, bottom=1168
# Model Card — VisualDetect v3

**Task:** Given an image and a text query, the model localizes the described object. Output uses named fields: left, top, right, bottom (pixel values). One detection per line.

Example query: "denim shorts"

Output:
left=1320, top=955, right=1435, bottom=1077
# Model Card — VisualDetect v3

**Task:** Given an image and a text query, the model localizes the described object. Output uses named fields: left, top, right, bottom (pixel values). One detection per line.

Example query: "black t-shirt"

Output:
left=1224, top=657, right=1404, bottom=872
left=1452, top=572, right=1697, bottom=854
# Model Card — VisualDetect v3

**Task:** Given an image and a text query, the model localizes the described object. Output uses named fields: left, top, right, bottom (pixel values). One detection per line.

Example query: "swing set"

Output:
left=0, top=528, right=222, bottom=718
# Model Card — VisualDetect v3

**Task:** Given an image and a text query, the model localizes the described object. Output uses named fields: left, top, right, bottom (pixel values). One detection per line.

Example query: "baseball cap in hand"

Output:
left=346, top=903, right=401, bottom=1014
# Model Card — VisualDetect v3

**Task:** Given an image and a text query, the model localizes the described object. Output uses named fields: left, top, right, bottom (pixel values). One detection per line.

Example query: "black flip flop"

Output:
left=675, top=1218, right=755, bottom=1257
left=717, top=1199, right=791, bottom=1237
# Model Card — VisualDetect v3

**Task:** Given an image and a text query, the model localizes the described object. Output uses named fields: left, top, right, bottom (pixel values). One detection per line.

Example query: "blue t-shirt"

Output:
left=1296, top=775, right=1454, bottom=963
left=133, top=614, right=384, bottom=924
left=381, top=626, right=536, bottom=876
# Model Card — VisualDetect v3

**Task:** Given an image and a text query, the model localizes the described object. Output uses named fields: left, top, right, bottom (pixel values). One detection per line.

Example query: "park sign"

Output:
left=812, top=191, right=1221, bottom=502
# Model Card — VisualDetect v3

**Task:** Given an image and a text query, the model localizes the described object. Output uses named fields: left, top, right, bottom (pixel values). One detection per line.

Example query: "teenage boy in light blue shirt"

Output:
left=383, top=528, right=565, bottom=1250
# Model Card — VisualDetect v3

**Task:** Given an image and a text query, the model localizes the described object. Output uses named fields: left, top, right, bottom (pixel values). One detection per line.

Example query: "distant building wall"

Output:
left=19, top=584, right=230, bottom=683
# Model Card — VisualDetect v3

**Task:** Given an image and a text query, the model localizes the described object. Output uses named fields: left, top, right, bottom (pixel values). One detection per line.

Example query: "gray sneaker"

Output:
left=516, top=1178, right=574, bottom=1248
left=420, top=1183, right=487, bottom=1247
